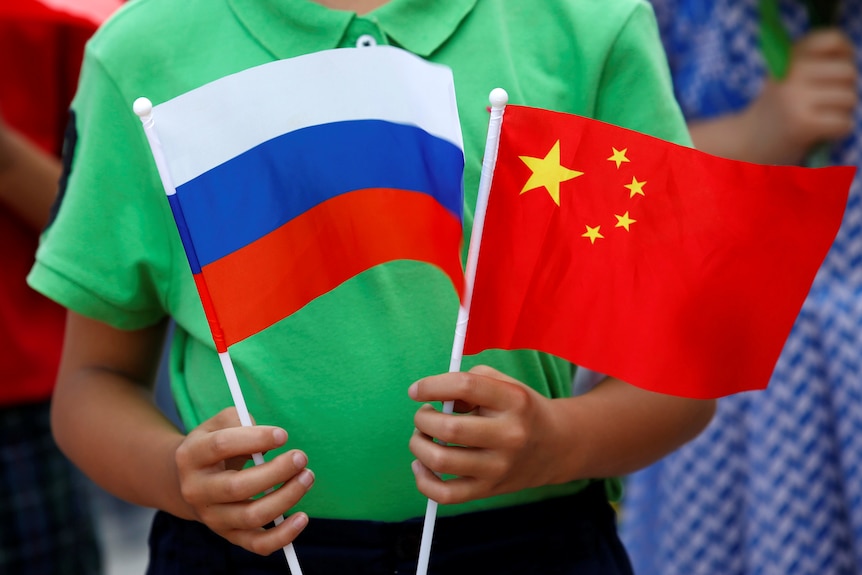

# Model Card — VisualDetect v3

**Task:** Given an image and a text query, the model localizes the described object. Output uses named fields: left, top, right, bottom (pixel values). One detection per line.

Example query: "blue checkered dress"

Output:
left=620, top=1, right=862, bottom=574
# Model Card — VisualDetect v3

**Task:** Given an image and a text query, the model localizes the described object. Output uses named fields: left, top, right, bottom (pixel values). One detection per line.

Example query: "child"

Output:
left=30, top=0, right=715, bottom=573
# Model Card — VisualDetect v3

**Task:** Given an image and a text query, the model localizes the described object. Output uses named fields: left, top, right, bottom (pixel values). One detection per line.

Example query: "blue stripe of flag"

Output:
left=176, top=119, right=464, bottom=267
left=167, top=193, right=202, bottom=274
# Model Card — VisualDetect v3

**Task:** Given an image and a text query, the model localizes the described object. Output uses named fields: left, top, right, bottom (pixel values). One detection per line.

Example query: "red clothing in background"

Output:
left=0, top=19, right=91, bottom=404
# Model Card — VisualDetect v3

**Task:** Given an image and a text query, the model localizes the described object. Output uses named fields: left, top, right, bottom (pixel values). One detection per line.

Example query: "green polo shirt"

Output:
left=29, top=0, right=689, bottom=521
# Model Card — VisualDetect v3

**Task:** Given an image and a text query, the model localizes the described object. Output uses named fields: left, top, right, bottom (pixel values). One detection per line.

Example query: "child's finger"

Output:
left=181, top=423, right=288, bottom=469
left=794, top=28, right=855, bottom=59
left=412, top=403, right=509, bottom=448
left=228, top=511, right=310, bottom=556
left=198, top=450, right=311, bottom=506
left=408, top=369, right=526, bottom=412
left=411, top=459, right=481, bottom=505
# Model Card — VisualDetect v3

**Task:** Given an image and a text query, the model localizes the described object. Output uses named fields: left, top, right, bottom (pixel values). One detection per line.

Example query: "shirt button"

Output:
left=356, top=34, right=377, bottom=48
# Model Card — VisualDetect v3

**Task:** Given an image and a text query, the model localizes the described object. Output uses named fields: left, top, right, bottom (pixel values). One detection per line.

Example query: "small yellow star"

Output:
left=582, top=225, right=604, bottom=244
left=624, top=176, right=646, bottom=198
left=615, top=211, right=637, bottom=231
left=607, top=147, right=630, bottom=169
left=519, top=140, right=584, bottom=206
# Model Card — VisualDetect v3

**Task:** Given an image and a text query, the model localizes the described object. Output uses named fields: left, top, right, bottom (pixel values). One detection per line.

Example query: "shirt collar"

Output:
left=227, top=0, right=476, bottom=59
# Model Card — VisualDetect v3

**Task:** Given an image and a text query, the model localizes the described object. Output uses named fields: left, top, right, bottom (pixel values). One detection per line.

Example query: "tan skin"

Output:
left=53, top=314, right=315, bottom=555
left=312, top=0, right=390, bottom=14
left=408, top=367, right=714, bottom=505
left=688, top=29, right=858, bottom=164
left=55, top=314, right=714, bottom=556
left=0, top=119, right=63, bottom=230
left=51, top=0, right=716, bottom=557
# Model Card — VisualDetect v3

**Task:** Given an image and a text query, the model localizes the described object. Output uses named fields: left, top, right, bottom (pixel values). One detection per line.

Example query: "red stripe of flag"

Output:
left=201, top=187, right=463, bottom=347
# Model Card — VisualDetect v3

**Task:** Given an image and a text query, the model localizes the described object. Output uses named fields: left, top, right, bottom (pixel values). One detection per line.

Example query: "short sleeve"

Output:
left=28, top=45, right=175, bottom=330
left=594, top=1, right=692, bottom=147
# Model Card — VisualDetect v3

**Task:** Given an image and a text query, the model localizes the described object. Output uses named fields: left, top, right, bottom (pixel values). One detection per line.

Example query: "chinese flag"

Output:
left=463, top=105, right=854, bottom=399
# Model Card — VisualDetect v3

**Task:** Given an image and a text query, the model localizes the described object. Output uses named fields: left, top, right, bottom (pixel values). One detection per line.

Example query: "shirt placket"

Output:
left=340, top=17, right=388, bottom=49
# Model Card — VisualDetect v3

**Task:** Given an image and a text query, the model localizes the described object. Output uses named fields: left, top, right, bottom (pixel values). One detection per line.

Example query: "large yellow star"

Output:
left=624, top=176, right=646, bottom=198
left=582, top=225, right=604, bottom=244
left=614, top=211, right=637, bottom=231
left=608, top=147, right=630, bottom=169
left=519, top=140, right=583, bottom=206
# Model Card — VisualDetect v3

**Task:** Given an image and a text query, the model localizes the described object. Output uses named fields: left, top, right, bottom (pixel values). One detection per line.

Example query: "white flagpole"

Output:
left=415, top=88, right=509, bottom=575
left=134, top=97, right=304, bottom=575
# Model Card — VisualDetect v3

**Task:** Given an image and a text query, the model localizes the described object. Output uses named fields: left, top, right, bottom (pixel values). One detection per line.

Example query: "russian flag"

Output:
left=145, top=47, right=466, bottom=352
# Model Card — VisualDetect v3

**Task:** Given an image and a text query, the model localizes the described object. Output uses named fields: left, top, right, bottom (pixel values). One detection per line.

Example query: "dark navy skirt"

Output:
left=146, top=480, right=633, bottom=575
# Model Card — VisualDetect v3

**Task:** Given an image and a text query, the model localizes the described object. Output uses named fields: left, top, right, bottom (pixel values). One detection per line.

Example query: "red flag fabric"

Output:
left=0, top=0, right=122, bottom=28
left=0, top=0, right=122, bottom=155
left=463, top=105, right=854, bottom=399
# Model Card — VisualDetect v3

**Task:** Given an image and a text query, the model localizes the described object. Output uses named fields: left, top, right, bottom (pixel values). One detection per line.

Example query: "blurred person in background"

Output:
left=0, top=1, right=120, bottom=573
left=620, top=1, right=862, bottom=574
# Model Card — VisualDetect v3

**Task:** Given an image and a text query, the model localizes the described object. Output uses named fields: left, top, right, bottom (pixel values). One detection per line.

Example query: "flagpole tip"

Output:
left=489, top=88, right=508, bottom=110
left=133, top=97, right=153, bottom=119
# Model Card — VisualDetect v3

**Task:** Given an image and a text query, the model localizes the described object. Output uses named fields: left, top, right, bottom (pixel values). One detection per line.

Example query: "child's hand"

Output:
left=408, top=366, right=565, bottom=504
left=0, top=117, right=63, bottom=230
left=174, top=407, right=314, bottom=555
left=749, top=28, right=857, bottom=164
